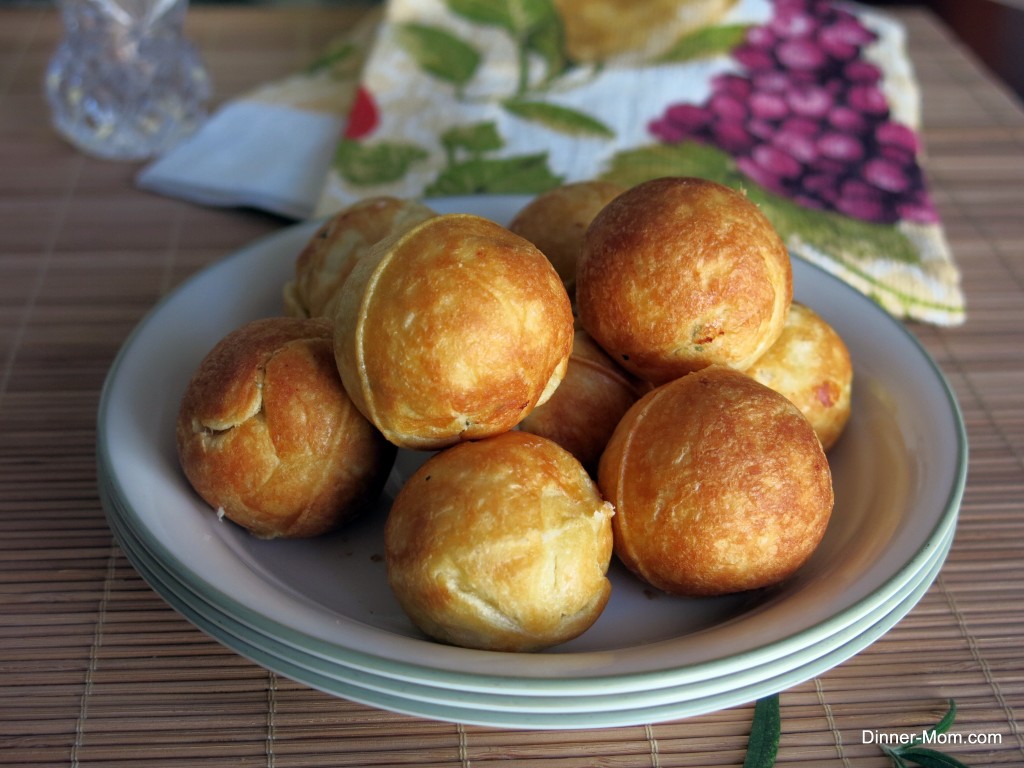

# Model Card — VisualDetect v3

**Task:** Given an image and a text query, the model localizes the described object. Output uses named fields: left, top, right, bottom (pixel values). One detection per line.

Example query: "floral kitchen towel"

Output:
left=315, top=0, right=964, bottom=325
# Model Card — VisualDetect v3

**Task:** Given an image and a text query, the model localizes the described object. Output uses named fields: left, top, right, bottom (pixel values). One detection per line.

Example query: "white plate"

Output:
left=97, top=195, right=967, bottom=700
left=103, top=472, right=954, bottom=727
left=104, top=472, right=953, bottom=710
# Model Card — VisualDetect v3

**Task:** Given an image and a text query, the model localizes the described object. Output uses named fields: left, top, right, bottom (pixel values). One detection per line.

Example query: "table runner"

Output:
left=2, top=5, right=1023, bottom=766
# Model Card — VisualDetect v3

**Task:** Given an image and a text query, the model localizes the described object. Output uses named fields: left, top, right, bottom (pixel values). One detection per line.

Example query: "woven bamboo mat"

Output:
left=1, top=5, right=1023, bottom=767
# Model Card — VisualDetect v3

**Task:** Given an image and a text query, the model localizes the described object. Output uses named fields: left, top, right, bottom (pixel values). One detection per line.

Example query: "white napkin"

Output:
left=135, top=9, right=381, bottom=220
left=136, top=101, right=343, bottom=219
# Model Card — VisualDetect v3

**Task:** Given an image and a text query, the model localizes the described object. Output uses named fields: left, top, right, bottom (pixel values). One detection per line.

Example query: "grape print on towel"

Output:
left=647, top=0, right=938, bottom=226
left=314, top=0, right=964, bottom=325
left=602, top=0, right=965, bottom=324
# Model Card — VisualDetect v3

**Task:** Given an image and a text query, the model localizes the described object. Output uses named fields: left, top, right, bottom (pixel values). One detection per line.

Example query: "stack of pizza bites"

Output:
left=176, top=177, right=852, bottom=652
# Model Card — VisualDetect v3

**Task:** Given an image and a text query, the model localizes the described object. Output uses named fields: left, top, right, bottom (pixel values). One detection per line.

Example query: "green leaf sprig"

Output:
left=743, top=694, right=781, bottom=768
left=878, top=700, right=971, bottom=768
left=740, top=697, right=972, bottom=768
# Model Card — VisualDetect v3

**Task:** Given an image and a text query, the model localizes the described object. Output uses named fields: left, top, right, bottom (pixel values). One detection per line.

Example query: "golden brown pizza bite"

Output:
left=599, top=366, right=833, bottom=596
left=576, top=177, right=792, bottom=384
left=507, top=180, right=625, bottom=296
left=283, top=196, right=436, bottom=319
left=333, top=213, right=574, bottom=450
left=745, top=302, right=853, bottom=451
left=518, top=328, right=640, bottom=471
left=176, top=317, right=396, bottom=539
left=385, top=431, right=615, bottom=652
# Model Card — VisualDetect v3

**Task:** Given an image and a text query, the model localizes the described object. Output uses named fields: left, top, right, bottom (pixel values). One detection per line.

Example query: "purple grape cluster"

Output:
left=649, top=0, right=938, bottom=225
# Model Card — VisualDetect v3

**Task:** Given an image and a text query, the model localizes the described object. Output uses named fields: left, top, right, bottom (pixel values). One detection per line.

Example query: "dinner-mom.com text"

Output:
left=862, top=729, right=1003, bottom=746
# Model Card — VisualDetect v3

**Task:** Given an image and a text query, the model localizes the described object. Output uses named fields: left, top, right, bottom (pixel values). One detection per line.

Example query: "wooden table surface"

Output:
left=1, top=5, right=1022, bottom=767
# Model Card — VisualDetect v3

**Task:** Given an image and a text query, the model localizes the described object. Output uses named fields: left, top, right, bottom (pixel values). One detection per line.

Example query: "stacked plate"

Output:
left=97, top=196, right=967, bottom=729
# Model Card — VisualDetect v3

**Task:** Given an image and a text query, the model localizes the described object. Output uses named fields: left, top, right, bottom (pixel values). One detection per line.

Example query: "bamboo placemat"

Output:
left=1, top=5, right=1023, bottom=766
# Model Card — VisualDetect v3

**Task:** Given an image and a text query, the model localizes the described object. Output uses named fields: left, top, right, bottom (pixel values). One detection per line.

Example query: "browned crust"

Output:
left=385, top=431, right=614, bottom=651
left=518, top=329, right=640, bottom=470
left=334, top=214, right=574, bottom=450
left=507, top=180, right=626, bottom=295
left=599, top=366, right=833, bottom=596
left=176, top=317, right=395, bottom=538
left=284, top=196, right=436, bottom=319
left=745, top=302, right=853, bottom=450
left=577, top=177, right=792, bottom=384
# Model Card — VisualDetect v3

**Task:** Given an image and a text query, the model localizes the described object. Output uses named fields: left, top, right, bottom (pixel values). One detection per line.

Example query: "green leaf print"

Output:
left=523, top=16, right=570, bottom=83
left=305, top=41, right=356, bottom=75
left=602, top=142, right=920, bottom=266
left=446, top=0, right=553, bottom=36
left=658, top=23, right=752, bottom=63
left=425, top=153, right=562, bottom=196
left=446, top=0, right=569, bottom=92
left=602, top=142, right=733, bottom=184
left=441, top=122, right=505, bottom=157
left=396, top=23, right=481, bottom=89
left=751, top=186, right=920, bottom=266
left=333, top=138, right=429, bottom=186
left=503, top=99, right=614, bottom=138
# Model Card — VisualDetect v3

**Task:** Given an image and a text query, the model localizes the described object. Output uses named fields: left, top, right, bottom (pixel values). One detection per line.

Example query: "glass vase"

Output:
left=45, top=0, right=211, bottom=161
